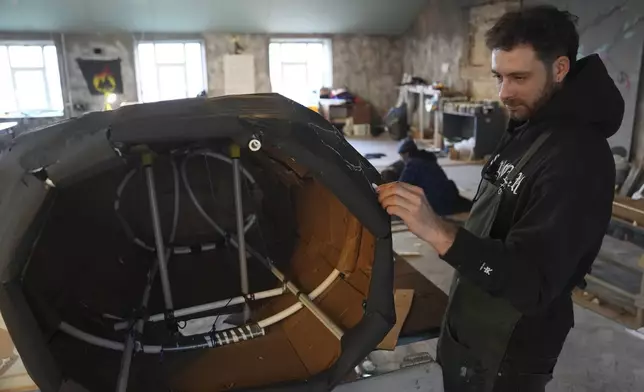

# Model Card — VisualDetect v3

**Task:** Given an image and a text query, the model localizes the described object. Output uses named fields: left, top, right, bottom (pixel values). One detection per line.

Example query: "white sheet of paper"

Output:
left=224, top=54, right=255, bottom=95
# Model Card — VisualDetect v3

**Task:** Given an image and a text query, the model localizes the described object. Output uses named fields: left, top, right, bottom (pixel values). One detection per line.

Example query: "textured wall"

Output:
left=203, top=34, right=271, bottom=96
left=63, top=33, right=139, bottom=115
left=332, top=35, right=404, bottom=115
left=401, top=0, right=517, bottom=98
left=401, top=0, right=469, bottom=92
left=523, top=0, right=644, bottom=159
left=464, top=1, right=519, bottom=100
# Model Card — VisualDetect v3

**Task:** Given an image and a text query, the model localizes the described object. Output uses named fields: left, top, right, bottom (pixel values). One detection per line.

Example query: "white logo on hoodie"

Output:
left=493, top=157, right=527, bottom=195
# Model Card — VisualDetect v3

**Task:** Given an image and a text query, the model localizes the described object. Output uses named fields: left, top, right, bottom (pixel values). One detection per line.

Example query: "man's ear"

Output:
left=552, top=56, right=570, bottom=83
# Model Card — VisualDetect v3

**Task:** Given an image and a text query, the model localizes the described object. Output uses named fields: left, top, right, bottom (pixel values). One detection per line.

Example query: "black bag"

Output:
left=384, top=103, right=410, bottom=141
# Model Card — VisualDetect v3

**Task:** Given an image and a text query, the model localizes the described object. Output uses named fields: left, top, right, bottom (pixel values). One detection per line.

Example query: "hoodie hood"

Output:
left=532, top=54, right=624, bottom=138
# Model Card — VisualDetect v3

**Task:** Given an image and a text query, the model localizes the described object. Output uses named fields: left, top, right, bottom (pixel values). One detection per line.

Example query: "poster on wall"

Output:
left=76, top=59, right=124, bottom=95
left=224, top=54, right=255, bottom=95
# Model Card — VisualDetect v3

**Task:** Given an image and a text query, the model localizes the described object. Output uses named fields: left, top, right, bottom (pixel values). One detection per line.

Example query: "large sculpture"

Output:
left=0, top=94, right=395, bottom=392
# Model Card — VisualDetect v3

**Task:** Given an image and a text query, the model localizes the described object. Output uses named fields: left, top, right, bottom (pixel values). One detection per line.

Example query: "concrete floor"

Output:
left=349, top=135, right=644, bottom=392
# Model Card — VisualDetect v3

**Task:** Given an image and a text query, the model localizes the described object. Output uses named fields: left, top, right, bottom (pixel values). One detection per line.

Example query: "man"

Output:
left=381, top=138, right=471, bottom=216
left=378, top=5, right=623, bottom=392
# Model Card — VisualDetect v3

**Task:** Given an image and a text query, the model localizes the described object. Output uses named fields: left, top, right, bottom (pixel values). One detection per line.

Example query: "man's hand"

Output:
left=377, top=182, right=457, bottom=256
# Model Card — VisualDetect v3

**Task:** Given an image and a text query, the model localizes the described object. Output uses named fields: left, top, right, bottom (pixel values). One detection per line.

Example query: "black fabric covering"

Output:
left=0, top=94, right=394, bottom=392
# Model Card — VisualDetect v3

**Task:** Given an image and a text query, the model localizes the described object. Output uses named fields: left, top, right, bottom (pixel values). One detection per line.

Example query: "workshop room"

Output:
left=1, top=0, right=644, bottom=391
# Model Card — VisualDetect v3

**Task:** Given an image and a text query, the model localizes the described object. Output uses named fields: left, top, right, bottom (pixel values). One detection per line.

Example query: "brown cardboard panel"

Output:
left=286, top=242, right=336, bottom=294
left=377, top=289, right=414, bottom=350
left=334, top=216, right=362, bottom=274
left=345, top=269, right=371, bottom=297
left=315, top=279, right=367, bottom=330
left=171, top=326, right=310, bottom=392
left=0, top=328, right=15, bottom=359
left=279, top=308, right=342, bottom=376
left=294, top=180, right=362, bottom=273
left=356, top=227, right=376, bottom=276
left=394, top=259, right=448, bottom=337
left=296, top=181, right=332, bottom=243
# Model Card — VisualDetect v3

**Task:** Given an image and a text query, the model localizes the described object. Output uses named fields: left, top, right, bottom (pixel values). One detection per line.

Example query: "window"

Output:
left=269, top=39, right=333, bottom=107
left=0, top=43, right=64, bottom=118
left=136, top=41, right=208, bottom=103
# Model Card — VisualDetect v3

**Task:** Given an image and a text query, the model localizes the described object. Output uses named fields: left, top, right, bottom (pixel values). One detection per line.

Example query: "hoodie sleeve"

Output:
left=440, top=146, right=614, bottom=316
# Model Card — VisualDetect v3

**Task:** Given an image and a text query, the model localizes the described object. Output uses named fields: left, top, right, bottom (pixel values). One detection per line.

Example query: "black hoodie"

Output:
left=441, top=54, right=624, bottom=362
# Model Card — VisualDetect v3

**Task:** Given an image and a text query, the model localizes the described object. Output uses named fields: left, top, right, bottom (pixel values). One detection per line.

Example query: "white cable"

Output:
left=180, top=151, right=257, bottom=236
left=60, top=269, right=342, bottom=353
left=258, top=269, right=340, bottom=328
left=112, top=286, right=287, bottom=331
left=115, top=157, right=225, bottom=254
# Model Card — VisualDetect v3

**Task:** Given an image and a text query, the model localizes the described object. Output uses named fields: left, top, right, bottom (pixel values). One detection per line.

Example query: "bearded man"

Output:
left=377, top=5, right=624, bottom=392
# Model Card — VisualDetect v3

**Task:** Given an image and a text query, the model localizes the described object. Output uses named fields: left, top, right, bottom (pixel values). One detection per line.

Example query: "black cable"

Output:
left=210, top=297, right=235, bottom=333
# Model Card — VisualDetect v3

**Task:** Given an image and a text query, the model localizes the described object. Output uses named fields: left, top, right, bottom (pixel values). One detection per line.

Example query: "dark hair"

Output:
left=398, top=137, right=418, bottom=154
left=485, top=5, right=580, bottom=65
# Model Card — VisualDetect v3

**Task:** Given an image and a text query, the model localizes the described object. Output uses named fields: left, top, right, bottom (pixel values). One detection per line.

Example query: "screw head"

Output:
left=248, top=139, right=262, bottom=152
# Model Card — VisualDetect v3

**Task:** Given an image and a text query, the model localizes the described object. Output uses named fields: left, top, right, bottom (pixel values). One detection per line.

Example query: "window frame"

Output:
left=134, top=39, right=209, bottom=103
left=268, top=38, right=333, bottom=105
left=0, top=40, right=65, bottom=119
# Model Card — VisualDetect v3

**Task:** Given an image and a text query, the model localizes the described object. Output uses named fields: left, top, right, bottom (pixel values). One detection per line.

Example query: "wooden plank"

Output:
left=573, top=289, right=641, bottom=329
left=612, top=196, right=644, bottom=226
left=377, top=290, right=414, bottom=350
left=393, top=256, right=448, bottom=338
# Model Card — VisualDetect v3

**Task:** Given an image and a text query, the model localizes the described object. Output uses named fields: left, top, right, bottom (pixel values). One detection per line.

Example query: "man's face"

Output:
left=492, top=45, right=564, bottom=121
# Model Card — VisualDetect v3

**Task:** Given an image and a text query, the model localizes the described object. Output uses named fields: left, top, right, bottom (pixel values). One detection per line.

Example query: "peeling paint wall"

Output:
left=401, top=0, right=517, bottom=99
left=63, top=33, right=138, bottom=116
left=401, top=0, right=469, bottom=93
left=1, top=31, right=402, bottom=131
left=463, top=1, right=519, bottom=100
left=332, top=35, right=404, bottom=115
left=203, top=34, right=271, bottom=97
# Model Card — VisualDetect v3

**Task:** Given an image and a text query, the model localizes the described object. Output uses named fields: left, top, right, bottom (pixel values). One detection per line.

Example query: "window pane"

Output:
left=43, top=45, right=64, bottom=112
left=8, top=45, right=44, bottom=68
left=269, top=40, right=332, bottom=106
left=138, top=43, right=159, bottom=102
left=14, top=70, right=47, bottom=111
left=185, top=43, right=205, bottom=97
left=281, top=63, right=308, bottom=104
left=306, top=43, right=323, bottom=92
left=155, top=43, right=185, bottom=64
left=280, top=43, right=307, bottom=62
left=158, top=65, right=187, bottom=100
left=0, top=46, right=17, bottom=114
left=269, top=43, right=282, bottom=92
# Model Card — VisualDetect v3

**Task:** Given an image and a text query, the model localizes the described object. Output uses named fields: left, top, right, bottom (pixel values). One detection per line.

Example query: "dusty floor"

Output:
left=350, top=135, right=644, bottom=392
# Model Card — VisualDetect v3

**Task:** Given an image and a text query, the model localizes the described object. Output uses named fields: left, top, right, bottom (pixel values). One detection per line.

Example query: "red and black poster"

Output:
left=76, top=59, right=124, bottom=95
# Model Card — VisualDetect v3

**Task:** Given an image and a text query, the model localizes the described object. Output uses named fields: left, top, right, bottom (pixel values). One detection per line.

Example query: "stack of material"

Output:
left=575, top=167, right=644, bottom=328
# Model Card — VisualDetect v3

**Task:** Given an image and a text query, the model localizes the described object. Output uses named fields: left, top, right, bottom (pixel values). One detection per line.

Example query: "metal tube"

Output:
left=115, top=333, right=136, bottom=392
left=114, top=158, right=180, bottom=392
left=231, top=145, right=250, bottom=322
left=113, top=287, right=286, bottom=331
left=60, top=322, right=124, bottom=351
left=144, top=162, right=173, bottom=310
